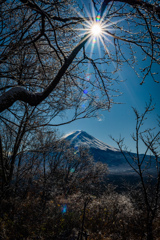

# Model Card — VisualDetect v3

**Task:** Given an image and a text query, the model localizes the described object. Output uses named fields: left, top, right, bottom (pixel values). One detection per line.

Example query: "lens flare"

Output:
left=96, top=14, right=101, bottom=22
left=83, top=89, right=88, bottom=94
left=70, top=168, right=75, bottom=173
left=62, top=204, right=67, bottom=214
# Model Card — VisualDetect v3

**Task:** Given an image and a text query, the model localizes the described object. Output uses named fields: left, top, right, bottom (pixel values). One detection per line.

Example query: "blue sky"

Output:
left=57, top=67, right=159, bottom=153
left=55, top=0, right=160, bottom=154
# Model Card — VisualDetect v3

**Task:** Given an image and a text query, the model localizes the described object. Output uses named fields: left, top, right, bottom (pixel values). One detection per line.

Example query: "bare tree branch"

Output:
left=0, top=35, right=89, bottom=113
left=100, top=0, right=160, bottom=18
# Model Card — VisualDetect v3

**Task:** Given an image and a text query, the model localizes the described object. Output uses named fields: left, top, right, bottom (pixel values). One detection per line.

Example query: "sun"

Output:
left=91, top=22, right=102, bottom=36
left=75, top=2, right=122, bottom=57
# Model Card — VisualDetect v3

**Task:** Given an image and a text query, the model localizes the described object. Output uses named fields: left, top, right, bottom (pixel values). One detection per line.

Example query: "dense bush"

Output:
left=1, top=182, right=160, bottom=239
left=0, top=130, right=160, bottom=239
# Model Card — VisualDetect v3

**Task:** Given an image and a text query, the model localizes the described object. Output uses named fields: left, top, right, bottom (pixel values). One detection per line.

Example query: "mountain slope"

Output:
left=63, top=130, right=119, bottom=151
left=62, top=130, right=135, bottom=175
left=63, top=130, right=157, bottom=176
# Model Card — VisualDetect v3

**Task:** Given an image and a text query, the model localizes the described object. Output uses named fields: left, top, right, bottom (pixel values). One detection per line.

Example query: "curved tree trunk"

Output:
left=0, top=35, right=89, bottom=113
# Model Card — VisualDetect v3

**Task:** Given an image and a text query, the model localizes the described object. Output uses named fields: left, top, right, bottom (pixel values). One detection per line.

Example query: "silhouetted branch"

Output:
left=0, top=35, right=89, bottom=112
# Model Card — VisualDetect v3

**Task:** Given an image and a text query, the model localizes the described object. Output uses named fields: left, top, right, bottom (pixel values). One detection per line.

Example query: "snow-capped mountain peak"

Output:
left=62, top=130, right=119, bottom=152
left=62, top=130, right=156, bottom=175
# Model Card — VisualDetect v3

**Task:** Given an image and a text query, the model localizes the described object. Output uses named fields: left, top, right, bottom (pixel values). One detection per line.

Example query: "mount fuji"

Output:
left=63, top=130, right=119, bottom=152
left=62, top=130, right=136, bottom=175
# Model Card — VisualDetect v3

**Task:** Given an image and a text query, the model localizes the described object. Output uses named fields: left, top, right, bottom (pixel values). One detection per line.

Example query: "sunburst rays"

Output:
left=73, top=1, right=126, bottom=60
left=74, top=4, right=115, bottom=59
